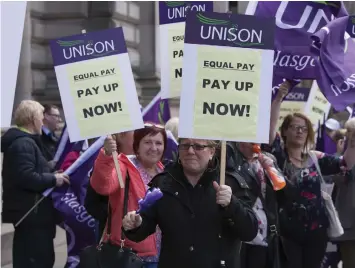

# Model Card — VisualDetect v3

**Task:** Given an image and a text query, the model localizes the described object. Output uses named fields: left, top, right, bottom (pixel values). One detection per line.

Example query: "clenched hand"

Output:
left=122, top=211, right=142, bottom=231
left=213, top=181, right=232, bottom=207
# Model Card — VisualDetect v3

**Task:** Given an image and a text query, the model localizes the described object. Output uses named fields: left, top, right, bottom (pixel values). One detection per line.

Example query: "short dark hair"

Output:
left=133, top=122, right=167, bottom=158
left=43, top=104, right=59, bottom=114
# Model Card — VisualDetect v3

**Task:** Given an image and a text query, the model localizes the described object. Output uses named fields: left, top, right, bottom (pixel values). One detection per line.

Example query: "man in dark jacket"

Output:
left=122, top=138, right=258, bottom=268
left=1, top=100, right=69, bottom=268
left=41, top=104, right=61, bottom=161
left=225, top=142, right=291, bottom=268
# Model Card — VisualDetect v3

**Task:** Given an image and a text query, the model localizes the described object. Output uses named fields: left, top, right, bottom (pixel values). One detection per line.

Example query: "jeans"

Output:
left=143, top=262, right=158, bottom=268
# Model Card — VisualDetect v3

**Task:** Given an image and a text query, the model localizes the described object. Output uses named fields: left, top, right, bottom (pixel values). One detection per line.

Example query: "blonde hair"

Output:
left=14, top=100, right=44, bottom=127
left=165, top=117, right=179, bottom=140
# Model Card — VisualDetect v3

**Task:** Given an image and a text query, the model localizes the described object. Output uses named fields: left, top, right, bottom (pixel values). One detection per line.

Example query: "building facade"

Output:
left=11, top=1, right=355, bottom=122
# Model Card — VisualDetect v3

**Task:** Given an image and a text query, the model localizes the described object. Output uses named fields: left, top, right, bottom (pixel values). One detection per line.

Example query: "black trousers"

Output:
left=13, top=225, right=55, bottom=268
left=240, top=243, right=270, bottom=268
left=282, top=229, right=328, bottom=268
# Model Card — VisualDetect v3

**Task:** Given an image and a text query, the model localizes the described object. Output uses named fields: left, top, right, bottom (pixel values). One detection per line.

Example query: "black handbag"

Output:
left=79, top=172, right=144, bottom=268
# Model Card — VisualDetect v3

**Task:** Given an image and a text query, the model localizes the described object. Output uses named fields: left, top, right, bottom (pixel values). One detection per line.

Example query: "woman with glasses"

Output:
left=122, top=138, right=258, bottom=268
left=263, top=81, right=355, bottom=268
left=90, top=123, right=167, bottom=268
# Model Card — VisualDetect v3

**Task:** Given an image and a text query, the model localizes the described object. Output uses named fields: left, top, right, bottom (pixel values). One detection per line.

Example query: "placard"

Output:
left=179, top=11, right=275, bottom=143
left=50, top=28, right=144, bottom=142
left=159, top=1, right=213, bottom=99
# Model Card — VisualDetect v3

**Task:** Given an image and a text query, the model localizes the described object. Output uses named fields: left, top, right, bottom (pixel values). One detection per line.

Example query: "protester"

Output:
left=225, top=142, right=290, bottom=268
left=165, top=117, right=179, bottom=140
left=1, top=100, right=69, bottom=268
left=331, top=124, right=355, bottom=268
left=90, top=123, right=167, bottom=268
left=85, top=132, right=134, bottom=242
left=41, top=104, right=62, bottom=162
left=122, top=138, right=258, bottom=268
left=264, top=81, right=355, bottom=268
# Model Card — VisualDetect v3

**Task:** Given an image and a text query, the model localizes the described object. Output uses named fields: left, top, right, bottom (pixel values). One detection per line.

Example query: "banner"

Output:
left=1, top=1, right=27, bottom=128
left=245, top=1, right=348, bottom=79
left=311, top=16, right=355, bottom=111
left=304, top=81, right=331, bottom=130
left=179, top=12, right=275, bottom=143
left=50, top=28, right=144, bottom=142
left=142, top=91, right=171, bottom=125
left=277, top=87, right=310, bottom=130
left=159, top=1, right=213, bottom=99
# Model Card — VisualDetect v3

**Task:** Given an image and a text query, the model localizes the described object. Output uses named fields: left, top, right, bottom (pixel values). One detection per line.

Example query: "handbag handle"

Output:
left=308, top=151, right=326, bottom=184
left=105, top=171, right=130, bottom=243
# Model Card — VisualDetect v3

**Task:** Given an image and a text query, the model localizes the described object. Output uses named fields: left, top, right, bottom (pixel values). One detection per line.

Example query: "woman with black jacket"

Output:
left=122, top=138, right=258, bottom=268
left=225, top=142, right=293, bottom=268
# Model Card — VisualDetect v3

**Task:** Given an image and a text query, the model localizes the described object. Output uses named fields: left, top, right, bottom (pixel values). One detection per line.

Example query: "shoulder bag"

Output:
left=79, top=172, right=144, bottom=268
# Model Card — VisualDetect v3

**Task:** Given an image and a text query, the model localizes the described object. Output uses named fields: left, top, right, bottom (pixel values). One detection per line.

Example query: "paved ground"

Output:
left=1, top=227, right=344, bottom=268
left=2, top=227, right=67, bottom=268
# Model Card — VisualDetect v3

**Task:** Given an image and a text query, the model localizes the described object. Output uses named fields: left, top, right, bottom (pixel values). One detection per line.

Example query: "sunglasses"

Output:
left=178, top=143, right=211, bottom=151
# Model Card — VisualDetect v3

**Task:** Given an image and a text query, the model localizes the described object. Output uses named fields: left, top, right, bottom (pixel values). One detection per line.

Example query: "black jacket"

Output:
left=124, top=161, right=258, bottom=268
left=225, top=142, right=293, bottom=268
left=1, top=128, right=57, bottom=227
left=41, top=131, right=58, bottom=161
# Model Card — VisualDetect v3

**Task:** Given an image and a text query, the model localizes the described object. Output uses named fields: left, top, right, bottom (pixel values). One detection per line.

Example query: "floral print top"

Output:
left=130, top=156, right=163, bottom=263
left=262, top=134, right=351, bottom=231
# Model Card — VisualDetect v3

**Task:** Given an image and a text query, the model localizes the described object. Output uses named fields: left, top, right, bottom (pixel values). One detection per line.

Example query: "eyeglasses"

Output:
left=48, top=114, right=61, bottom=119
left=144, top=123, right=164, bottom=129
left=179, top=144, right=211, bottom=151
left=289, top=124, right=308, bottom=133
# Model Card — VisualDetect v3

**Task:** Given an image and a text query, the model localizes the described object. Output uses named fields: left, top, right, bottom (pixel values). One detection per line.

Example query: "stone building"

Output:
left=11, top=1, right=355, bottom=122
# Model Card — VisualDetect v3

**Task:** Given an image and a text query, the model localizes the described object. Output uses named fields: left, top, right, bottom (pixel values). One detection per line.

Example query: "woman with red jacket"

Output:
left=90, top=123, right=167, bottom=268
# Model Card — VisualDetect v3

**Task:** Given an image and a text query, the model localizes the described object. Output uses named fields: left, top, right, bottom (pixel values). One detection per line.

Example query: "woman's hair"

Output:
left=165, top=117, right=179, bottom=140
left=280, top=113, right=315, bottom=148
left=133, top=122, right=168, bottom=157
left=14, top=100, right=44, bottom=127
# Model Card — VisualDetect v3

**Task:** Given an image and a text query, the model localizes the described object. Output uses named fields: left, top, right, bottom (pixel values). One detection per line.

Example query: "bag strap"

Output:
left=106, top=171, right=130, bottom=239
left=121, top=172, right=130, bottom=241
left=308, top=151, right=325, bottom=184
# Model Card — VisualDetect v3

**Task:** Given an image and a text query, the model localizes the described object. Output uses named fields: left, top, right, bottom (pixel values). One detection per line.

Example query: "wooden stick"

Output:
left=219, top=141, right=227, bottom=185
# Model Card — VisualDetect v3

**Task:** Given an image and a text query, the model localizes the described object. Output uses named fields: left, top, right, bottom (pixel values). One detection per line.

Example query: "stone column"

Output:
left=12, top=3, right=33, bottom=122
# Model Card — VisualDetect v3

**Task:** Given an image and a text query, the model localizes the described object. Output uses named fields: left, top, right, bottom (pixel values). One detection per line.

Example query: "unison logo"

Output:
left=57, top=39, right=116, bottom=60
left=197, top=13, right=263, bottom=47
left=166, top=1, right=207, bottom=20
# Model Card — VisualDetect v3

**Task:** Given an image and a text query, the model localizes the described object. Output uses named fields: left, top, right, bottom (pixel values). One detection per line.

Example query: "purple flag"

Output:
left=142, top=91, right=171, bottom=125
left=246, top=1, right=348, bottom=79
left=347, top=15, right=355, bottom=38
left=51, top=137, right=105, bottom=267
left=311, top=16, right=355, bottom=111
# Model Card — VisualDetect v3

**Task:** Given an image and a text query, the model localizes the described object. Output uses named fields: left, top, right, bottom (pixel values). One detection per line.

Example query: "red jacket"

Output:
left=90, top=149, right=163, bottom=257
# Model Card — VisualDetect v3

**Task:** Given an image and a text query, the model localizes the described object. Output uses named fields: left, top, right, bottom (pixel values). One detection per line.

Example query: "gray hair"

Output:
left=14, top=100, right=44, bottom=127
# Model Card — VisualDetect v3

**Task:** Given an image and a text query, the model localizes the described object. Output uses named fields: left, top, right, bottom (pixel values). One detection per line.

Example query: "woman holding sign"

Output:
left=90, top=123, right=167, bottom=268
left=122, top=138, right=258, bottom=268
left=265, top=81, right=355, bottom=268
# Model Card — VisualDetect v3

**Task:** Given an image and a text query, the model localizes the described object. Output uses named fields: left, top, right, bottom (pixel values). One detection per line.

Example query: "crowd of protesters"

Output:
left=2, top=92, right=355, bottom=268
